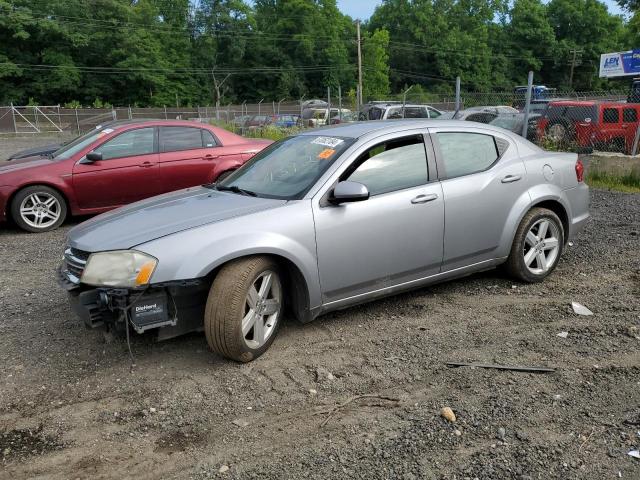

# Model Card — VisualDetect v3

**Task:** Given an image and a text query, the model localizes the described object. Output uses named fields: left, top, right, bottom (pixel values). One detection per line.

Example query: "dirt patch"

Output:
left=0, top=427, right=63, bottom=464
left=0, top=188, right=639, bottom=479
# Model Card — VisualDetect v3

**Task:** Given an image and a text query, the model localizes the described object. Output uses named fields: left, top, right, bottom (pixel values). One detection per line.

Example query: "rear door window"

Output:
left=436, top=132, right=499, bottom=179
left=623, top=108, right=637, bottom=123
left=602, top=108, right=620, bottom=124
left=160, top=127, right=204, bottom=152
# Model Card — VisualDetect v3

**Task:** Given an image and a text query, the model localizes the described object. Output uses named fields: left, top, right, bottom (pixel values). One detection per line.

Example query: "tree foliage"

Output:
left=0, top=0, right=632, bottom=106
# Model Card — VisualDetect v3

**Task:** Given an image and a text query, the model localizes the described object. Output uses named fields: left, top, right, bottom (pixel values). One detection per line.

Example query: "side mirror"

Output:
left=331, top=181, right=370, bottom=204
left=81, top=151, right=103, bottom=164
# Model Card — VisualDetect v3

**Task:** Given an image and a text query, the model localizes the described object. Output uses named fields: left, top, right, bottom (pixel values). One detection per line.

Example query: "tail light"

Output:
left=575, top=158, right=584, bottom=182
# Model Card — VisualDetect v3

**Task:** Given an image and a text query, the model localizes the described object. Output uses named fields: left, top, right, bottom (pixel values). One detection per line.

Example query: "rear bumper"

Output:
left=565, top=183, right=590, bottom=241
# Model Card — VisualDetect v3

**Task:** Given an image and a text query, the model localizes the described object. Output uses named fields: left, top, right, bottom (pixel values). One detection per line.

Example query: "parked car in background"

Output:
left=0, top=120, right=271, bottom=232
left=466, top=105, right=519, bottom=115
left=302, top=99, right=328, bottom=109
left=329, top=111, right=358, bottom=124
left=537, top=100, right=640, bottom=153
left=438, top=109, right=498, bottom=123
left=245, top=114, right=300, bottom=129
left=302, top=108, right=351, bottom=127
left=513, top=85, right=556, bottom=108
left=359, top=103, right=442, bottom=121
left=59, top=120, right=589, bottom=362
left=489, top=113, right=541, bottom=140
left=232, top=115, right=252, bottom=128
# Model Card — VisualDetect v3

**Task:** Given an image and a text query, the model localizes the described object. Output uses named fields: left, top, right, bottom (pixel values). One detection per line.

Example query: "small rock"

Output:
left=440, top=407, right=456, bottom=423
left=553, top=394, right=562, bottom=401
left=315, top=367, right=335, bottom=382
left=557, top=331, right=569, bottom=338
left=308, top=389, right=317, bottom=395
left=628, top=449, right=640, bottom=459
left=149, top=407, right=157, bottom=413
left=497, top=427, right=506, bottom=440
left=571, top=302, right=593, bottom=316
left=516, top=430, right=529, bottom=441
left=232, top=419, right=249, bottom=428
left=218, top=465, right=230, bottom=473
left=454, top=429, right=462, bottom=437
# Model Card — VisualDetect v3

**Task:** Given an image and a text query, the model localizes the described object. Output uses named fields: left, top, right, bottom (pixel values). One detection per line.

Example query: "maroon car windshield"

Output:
left=52, top=127, right=114, bottom=160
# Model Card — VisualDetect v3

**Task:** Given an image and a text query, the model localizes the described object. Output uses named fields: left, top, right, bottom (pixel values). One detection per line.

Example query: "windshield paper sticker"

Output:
left=317, top=148, right=336, bottom=159
left=311, top=136, right=343, bottom=148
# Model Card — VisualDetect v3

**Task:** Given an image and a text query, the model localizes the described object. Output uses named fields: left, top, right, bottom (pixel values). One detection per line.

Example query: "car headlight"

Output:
left=81, top=250, right=158, bottom=288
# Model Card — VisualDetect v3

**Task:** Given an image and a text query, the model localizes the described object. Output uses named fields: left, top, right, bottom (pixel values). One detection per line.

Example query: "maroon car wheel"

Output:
left=11, top=186, right=67, bottom=233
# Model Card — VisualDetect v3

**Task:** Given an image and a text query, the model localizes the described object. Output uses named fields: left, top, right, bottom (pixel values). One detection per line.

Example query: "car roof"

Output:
left=106, top=119, right=211, bottom=131
left=298, top=119, right=517, bottom=140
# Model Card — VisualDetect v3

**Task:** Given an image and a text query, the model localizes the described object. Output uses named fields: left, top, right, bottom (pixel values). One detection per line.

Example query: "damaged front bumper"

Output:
left=57, top=266, right=208, bottom=340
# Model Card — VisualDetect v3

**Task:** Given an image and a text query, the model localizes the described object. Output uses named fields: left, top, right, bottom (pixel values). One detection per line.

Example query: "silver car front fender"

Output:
left=136, top=201, right=322, bottom=310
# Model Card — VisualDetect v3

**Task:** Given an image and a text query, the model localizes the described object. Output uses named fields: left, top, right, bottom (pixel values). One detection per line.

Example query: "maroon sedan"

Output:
left=0, top=120, right=272, bottom=232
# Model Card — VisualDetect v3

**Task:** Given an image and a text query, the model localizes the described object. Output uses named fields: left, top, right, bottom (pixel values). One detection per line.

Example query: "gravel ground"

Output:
left=0, top=137, right=639, bottom=479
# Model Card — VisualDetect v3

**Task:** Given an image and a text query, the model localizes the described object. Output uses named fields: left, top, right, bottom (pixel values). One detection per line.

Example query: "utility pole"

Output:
left=568, top=48, right=583, bottom=89
left=356, top=19, right=363, bottom=110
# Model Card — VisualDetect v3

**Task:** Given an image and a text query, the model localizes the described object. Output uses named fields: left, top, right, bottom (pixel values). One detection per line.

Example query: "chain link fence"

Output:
left=3, top=80, right=639, bottom=156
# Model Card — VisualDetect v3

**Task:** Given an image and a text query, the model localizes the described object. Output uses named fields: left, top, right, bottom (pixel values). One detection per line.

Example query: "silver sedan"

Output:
left=59, top=120, right=590, bottom=362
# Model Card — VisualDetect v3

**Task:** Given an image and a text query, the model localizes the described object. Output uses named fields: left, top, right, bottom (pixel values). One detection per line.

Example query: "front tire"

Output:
left=504, top=208, right=564, bottom=283
left=204, top=257, right=283, bottom=362
left=11, top=185, right=67, bottom=233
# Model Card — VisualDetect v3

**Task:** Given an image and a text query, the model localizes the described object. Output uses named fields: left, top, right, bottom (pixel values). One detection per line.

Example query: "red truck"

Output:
left=538, top=100, right=640, bottom=154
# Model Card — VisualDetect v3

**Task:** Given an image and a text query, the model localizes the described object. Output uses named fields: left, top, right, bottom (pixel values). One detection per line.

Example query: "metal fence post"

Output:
left=338, top=86, right=342, bottom=121
left=631, top=123, right=640, bottom=156
left=455, top=76, right=461, bottom=113
left=299, top=95, right=305, bottom=119
left=10, top=102, right=17, bottom=133
left=258, top=98, right=264, bottom=116
left=521, top=71, right=534, bottom=138
left=327, top=87, right=331, bottom=124
left=128, top=105, right=132, bottom=120
left=75, top=107, right=80, bottom=135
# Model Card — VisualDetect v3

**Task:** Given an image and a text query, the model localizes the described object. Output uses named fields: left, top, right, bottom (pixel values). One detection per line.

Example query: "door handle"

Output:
left=139, top=161, right=154, bottom=168
left=501, top=174, right=522, bottom=183
left=205, top=154, right=220, bottom=160
left=411, top=193, right=438, bottom=204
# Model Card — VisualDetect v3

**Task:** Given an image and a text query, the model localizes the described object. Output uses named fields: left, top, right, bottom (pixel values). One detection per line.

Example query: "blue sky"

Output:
left=337, top=0, right=626, bottom=19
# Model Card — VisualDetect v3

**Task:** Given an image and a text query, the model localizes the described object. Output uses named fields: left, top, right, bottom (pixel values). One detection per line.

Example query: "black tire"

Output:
left=545, top=120, right=574, bottom=144
left=204, top=256, right=283, bottom=362
left=10, top=185, right=67, bottom=233
left=504, top=208, right=564, bottom=283
left=215, top=170, right=235, bottom=183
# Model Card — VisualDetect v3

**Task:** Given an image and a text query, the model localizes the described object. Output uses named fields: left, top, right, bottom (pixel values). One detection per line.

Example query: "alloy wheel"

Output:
left=242, top=270, right=282, bottom=349
left=523, top=218, right=560, bottom=275
left=19, top=192, right=62, bottom=230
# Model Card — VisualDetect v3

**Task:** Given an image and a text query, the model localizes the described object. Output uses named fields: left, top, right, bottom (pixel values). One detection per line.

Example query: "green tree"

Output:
left=362, top=28, right=391, bottom=100
left=547, top=0, right=626, bottom=90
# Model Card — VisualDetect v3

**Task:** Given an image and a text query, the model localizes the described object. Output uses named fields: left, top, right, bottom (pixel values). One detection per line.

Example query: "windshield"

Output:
left=490, top=116, right=518, bottom=129
left=217, top=135, right=355, bottom=200
left=52, top=127, right=113, bottom=159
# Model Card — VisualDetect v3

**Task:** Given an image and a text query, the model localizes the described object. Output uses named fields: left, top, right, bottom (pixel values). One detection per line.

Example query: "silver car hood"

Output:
left=67, top=186, right=287, bottom=251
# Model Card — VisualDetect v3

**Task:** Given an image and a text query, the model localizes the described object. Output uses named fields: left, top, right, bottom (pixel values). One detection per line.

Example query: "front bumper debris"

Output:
left=57, top=266, right=207, bottom=339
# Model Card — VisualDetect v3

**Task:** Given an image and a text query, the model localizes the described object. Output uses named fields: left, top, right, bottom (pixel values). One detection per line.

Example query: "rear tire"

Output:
left=504, top=208, right=564, bottom=283
left=204, top=256, right=283, bottom=362
left=11, top=185, right=67, bottom=233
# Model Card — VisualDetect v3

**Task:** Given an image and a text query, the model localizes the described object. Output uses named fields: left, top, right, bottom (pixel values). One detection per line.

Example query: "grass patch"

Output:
left=587, top=170, right=640, bottom=193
